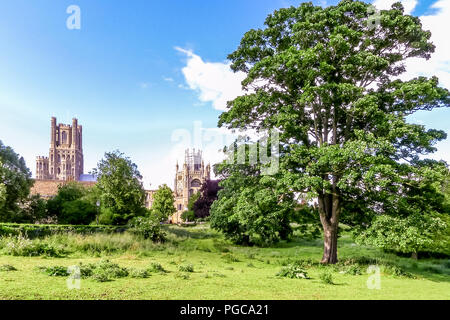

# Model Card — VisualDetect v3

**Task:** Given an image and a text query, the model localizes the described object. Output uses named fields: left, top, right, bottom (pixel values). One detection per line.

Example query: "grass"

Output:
left=0, top=224, right=449, bottom=300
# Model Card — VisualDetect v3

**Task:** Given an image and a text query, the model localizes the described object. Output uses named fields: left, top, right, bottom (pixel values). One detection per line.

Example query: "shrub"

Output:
left=148, top=262, right=167, bottom=273
left=319, top=270, right=334, bottom=285
left=222, top=253, right=239, bottom=263
left=0, top=223, right=126, bottom=239
left=128, top=217, right=166, bottom=242
left=92, top=259, right=129, bottom=279
left=129, top=268, right=151, bottom=278
left=178, top=264, right=194, bottom=273
left=2, top=235, right=65, bottom=257
left=343, top=265, right=363, bottom=276
left=0, top=264, right=17, bottom=271
left=174, top=272, right=190, bottom=280
left=38, top=265, right=69, bottom=277
left=276, top=264, right=309, bottom=279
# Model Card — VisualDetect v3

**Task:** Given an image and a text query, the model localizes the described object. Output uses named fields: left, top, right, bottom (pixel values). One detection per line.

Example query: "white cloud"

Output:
left=139, top=82, right=151, bottom=89
left=400, top=0, right=450, bottom=89
left=175, top=47, right=247, bottom=111
left=163, top=77, right=174, bottom=82
left=371, top=1, right=450, bottom=89
left=373, top=0, right=418, bottom=14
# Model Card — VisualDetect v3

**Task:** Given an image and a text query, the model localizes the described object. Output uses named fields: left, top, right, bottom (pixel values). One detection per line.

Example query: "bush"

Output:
left=319, top=270, right=334, bottom=285
left=355, top=213, right=448, bottom=258
left=0, top=264, right=17, bottom=271
left=2, top=235, right=65, bottom=257
left=148, top=262, right=167, bottom=273
left=93, top=260, right=129, bottom=279
left=178, top=264, right=194, bottom=273
left=129, top=268, right=151, bottom=278
left=46, top=182, right=97, bottom=225
left=0, top=223, right=126, bottom=239
left=128, top=217, right=166, bottom=242
left=38, top=266, right=69, bottom=277
left=222, top=253, right=240, bottom=263
left=276, top=264, right=309, bottom=279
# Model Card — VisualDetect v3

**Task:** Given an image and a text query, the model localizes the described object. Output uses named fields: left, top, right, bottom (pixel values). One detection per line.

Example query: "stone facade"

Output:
left=30, top=179, right=96, bottom=199
left=172, top=149, right=210, bottom=224
left=144, top=149, right=210, bottom=224
left=36, top=117, right=84, bottom=181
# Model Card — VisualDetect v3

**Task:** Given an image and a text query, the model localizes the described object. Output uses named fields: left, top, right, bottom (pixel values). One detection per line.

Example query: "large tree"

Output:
left=218, top=1, right=449, bottom=263
left=193, top=179, right=221, bottom=219
left=0, top=140, right=33, bottom=222
left=210, top=142, right=297, bottom=246
left=92, top=150, right=146, bottom=225
left=151, top=184, right=176, bottom=222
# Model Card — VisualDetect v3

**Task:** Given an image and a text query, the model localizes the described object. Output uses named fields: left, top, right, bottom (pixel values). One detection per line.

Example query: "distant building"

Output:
left=144, top=149, right=210, bottom=224
left=36, top=117, right=84, bottom=181
left=172, top=149, right=210, bottom=224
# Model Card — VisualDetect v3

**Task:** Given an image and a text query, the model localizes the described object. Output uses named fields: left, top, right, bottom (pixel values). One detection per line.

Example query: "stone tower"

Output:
left=172, top=149, right=210, bottom=223
left=36, top=117, right=84, bottom=181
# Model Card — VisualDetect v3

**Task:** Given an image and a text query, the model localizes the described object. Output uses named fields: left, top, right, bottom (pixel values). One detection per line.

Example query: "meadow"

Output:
left=0, top=224, right=449, bottom=300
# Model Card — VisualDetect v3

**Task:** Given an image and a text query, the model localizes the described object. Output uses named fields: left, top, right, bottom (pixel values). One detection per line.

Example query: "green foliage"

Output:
left=319, top=270, right=334, bottom=285
left=128, top=216, right=166, bottom=242
left=276, top=264, right=309, bottom=279
left=217, top=0, right=450, bottom=263
left=14, top=195, right=48, bottom=223
left=2, top=234, right=65, bottom=257
left=46, top=182, right=97, bottom=225
left=92, top=150, right=146, bottom=225
left=355, top=213, right=448, bottom=257
left=151, top=184, right=176, bottom=222
left=129, top=268, right=151, bottom=278
left=178, top=264, right=194, bottom=272
left=147, top=262, right=167, bottom=273
left=38, top=265, right=69, bottom=277
left=181, top=192, right=200, bottom=222
left=0, top=140, right=33, bottom=222
left=221, top=253, right=240, bottom=263
left=211, top=151, right=297, bottom=246
left=0, top=264, right=17, bottom=271
left=0, top=223, right=125, bottom=239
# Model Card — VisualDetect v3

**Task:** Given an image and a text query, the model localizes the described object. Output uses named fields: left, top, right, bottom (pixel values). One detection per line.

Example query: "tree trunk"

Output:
left=321, top=222, right=339, bottom=264
left=411, top=252, right=418, bottom=260
left=318, top=191, right=340, bottom=264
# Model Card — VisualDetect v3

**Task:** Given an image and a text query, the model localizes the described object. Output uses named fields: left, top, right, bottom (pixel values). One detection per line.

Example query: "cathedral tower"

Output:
left=172, top=149, right=210, bottom=223
left=36, top=117, right=84, bottom=181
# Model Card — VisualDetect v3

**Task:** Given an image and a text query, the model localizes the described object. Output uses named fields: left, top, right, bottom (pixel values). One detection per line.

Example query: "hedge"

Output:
left=0, top=223, right=127, bottom=239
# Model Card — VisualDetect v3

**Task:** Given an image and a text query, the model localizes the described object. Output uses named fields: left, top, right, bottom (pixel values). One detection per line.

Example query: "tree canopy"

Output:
left=218, top=0, right=450, bottom=263
left=0, top=140, right=33, bottom=222
left=92, top=150, right=146, bottom=225
left=151, top=184, right=176, bottom=222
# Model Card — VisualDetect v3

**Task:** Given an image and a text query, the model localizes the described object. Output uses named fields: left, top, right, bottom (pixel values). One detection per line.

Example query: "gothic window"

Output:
left=190, top=179, right=201, bottom=188
left=57, top=167, right=61, bottom=175
left=62, top=131, right=67, bottom=144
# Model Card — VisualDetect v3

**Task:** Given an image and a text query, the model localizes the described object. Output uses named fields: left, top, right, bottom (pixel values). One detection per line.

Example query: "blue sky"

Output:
left=0, top=0, right=448, bottom=189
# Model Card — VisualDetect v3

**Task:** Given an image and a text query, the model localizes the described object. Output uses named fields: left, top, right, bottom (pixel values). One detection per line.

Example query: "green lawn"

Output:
left=0, top=224, right=449, bottom=300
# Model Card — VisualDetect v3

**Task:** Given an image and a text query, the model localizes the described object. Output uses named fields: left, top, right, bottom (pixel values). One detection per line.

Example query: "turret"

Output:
left=72, top=118, right=78, bottom=149
left=51, top=117, right=56, bottom=147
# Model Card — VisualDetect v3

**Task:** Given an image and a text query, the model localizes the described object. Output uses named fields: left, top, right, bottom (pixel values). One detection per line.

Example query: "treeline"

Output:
left=0, top=141, right=217, bottom=227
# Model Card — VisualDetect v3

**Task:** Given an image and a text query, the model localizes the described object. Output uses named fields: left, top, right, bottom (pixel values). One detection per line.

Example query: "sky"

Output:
left=0, top=0, right=448, bottom=190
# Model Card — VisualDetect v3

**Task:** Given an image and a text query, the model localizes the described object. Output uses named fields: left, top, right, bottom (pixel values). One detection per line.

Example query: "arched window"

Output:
left=190, top=179, right=201, bottom=188
left=62, top=131, right=67, bottom=144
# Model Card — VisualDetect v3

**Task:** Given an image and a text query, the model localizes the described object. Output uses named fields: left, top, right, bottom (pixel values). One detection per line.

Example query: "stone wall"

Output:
left=30, top=179, right=96, bottom=199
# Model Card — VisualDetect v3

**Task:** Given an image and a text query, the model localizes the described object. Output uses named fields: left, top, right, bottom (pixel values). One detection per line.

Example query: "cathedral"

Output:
left=171, top=149, right=210, bottom=223
left=36, top=117, right=84, bottom=181
left=33, top=117, right=211, bottom=223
